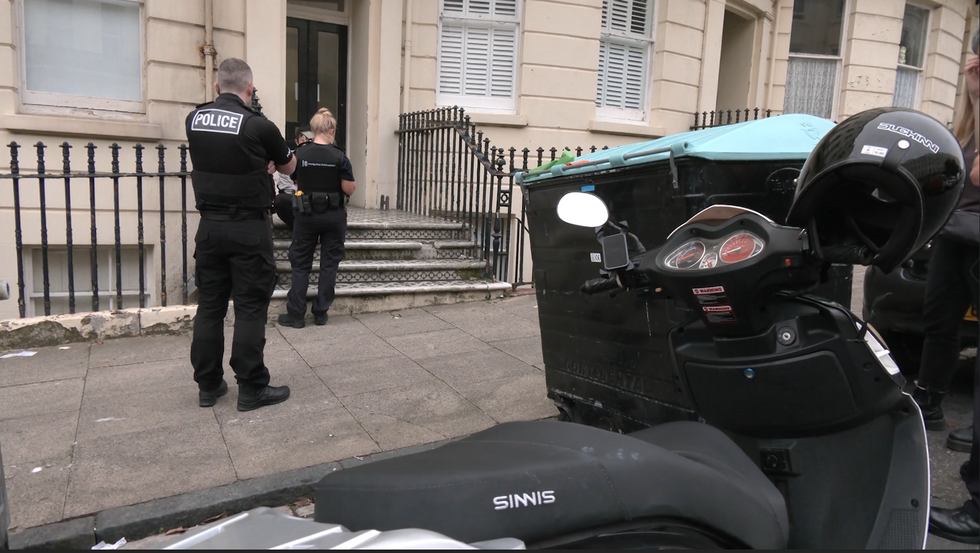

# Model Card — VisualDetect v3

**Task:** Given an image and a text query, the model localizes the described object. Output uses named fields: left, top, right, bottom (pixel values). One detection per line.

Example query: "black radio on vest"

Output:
left=185, top=93, right=281, bottom=213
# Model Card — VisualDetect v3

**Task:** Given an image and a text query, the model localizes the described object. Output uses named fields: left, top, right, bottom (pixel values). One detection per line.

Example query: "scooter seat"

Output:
left=314, top=420, right=789, bottom=549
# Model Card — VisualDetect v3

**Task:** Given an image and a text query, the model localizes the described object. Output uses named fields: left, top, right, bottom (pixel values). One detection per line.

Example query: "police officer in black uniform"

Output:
left=277, top=108, right=356, bottom=328
left=186, top=58, right=295, bottom=411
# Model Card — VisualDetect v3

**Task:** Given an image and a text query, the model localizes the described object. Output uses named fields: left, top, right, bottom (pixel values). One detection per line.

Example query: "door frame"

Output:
left=286, top=17, right=349, bottom=149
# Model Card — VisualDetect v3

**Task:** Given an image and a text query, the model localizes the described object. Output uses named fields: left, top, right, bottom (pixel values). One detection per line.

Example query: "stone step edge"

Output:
left=275, top=260, right=486, bottom=272
left=271, top=240, right=478, bottom=250
left=272, top=281, right=512, bottom=298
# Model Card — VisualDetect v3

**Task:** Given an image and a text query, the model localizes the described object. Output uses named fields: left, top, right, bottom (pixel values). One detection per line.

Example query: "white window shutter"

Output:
left=596, top=0, right=651, bottom=112
left=468, top=0, right=492, bottom=15
left=493, top=0, right=518, bottom=17
left=608, top=0, right=629, bottom=33
left=464, top=26, right=491, bottom=96
left=490, top=26, right=516, bottom=97
left=599, top=41, right=624, bottom=107
left=623, top=44, right=644, bottom=109
left=596, top=39, right=607, bottom=106
left=438, top=0, right=520, bottom=110
left=628, top=0, right=648, bottom=34
left=439, top=24, right=464, bottom=95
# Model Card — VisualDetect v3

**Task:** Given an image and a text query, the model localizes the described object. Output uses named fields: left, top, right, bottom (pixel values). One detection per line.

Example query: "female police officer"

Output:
left=278, top=109, right=356, bottom=328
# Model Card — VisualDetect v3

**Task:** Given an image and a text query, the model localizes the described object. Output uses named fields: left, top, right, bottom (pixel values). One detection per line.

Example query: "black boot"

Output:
left=912, top=385, right=947, bottom=431
left=238, top=385, right=291, bottom=412
left=947, top=427, right=975, bottom=453
left=277, top=313, right=305, bottom=329
left=198, top=380, right=228, bottom=408
left=929, top=507, right=979, bottom=544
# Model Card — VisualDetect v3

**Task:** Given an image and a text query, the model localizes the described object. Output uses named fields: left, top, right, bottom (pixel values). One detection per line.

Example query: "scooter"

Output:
left=161, top=198, right=929, bottom=550
left=159, top=104, right=964, bottom=549
left=281, top=196, right=926, bottom=550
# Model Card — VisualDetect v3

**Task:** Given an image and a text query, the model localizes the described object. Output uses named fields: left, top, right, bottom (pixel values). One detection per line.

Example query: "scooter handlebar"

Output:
left=581, top=276, right=623, bottom=295
left=819, top=244, right=874, bottom=266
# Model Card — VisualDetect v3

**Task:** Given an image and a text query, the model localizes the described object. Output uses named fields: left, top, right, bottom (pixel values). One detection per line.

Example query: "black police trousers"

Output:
left=918, top=235, right=979, bottom=390
left=286, top=208, right=347, bottom=318
left=190, top=216, right=276, bottom=394
left=966, top=360, right=979, bottom=521
left=917, top=235, right=979, bottom=520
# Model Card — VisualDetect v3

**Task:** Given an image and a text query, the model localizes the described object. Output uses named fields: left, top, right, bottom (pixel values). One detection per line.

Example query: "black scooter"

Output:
left=310, top=198, right=930, bottom=550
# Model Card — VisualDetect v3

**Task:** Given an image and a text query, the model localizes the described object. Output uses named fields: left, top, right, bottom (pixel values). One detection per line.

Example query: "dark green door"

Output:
left=286, top=18, right=348, bottom=149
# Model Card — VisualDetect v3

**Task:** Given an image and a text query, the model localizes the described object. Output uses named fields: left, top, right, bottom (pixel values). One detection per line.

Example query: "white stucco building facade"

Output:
left=0, top=0, right=976, bottom=319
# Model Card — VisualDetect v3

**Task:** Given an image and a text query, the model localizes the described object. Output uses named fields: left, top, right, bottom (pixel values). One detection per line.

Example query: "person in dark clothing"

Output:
left=277, top=108, right=356, bottom=329
left=185, top=58, right=295, bottom=412
left=274, top=127, right=313, bottom=229
left=925, top=32, right=979, bottom=545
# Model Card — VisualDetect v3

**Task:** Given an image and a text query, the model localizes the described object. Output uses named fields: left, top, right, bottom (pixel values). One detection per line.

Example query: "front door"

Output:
left=286, top=18, right=348, bottom=149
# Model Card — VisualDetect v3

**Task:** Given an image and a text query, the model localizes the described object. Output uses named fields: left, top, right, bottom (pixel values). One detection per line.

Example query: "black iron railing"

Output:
left=1, top=141, right=191, bottom=318
left=396, top=107, right=606, bottom=287
left=691, top=108, right=773, bottom=130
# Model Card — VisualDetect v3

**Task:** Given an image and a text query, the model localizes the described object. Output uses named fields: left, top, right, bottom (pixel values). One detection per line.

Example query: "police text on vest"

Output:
left=191, top=109, right=244, bottom=135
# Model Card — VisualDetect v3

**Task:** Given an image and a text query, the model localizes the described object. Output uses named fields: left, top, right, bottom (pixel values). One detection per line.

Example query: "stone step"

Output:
left=272, top=219, right=472, bottom=242
left=270, top=280, right=513, bottom=314
left=272, top=240, right=480, bottom=261
left=274, top=259, right=487, bottom=287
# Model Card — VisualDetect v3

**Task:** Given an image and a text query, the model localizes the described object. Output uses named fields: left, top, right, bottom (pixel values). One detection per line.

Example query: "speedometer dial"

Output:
left=720, top=233, right=764, bottom=264
left=665, top=241, right=706, bottom=269
left=699, top=252, right=718, bottom=269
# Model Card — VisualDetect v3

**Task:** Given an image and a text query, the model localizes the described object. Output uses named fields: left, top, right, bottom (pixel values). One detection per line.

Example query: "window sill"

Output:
left=465, top=112, right=528, bottom=128
left=588, top=120, right=666, bottom=139
left=1, top=113, right=163, bottom=141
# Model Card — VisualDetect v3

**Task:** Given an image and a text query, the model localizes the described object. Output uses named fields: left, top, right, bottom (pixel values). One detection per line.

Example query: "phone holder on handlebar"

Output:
left=596, top=220, right=645, bottom=272
left=601, top=233, right=632, bottom=271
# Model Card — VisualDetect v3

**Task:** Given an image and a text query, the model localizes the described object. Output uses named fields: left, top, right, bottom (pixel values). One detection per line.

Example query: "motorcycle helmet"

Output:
left=786, top=107, right=965, bottom=273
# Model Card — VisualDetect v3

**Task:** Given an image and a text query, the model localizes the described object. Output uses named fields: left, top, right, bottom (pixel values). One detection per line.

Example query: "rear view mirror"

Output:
left=557, top=192, right=609, bottom=228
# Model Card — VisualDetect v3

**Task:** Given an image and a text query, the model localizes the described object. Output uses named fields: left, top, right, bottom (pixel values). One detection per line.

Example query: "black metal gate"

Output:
left=396, top=106, right=606, bottom=287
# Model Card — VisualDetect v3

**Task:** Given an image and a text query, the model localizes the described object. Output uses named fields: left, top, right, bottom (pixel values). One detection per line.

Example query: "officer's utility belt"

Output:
left=293, top=191, right=344, bottom=215
left=199, top=207, right=268, bottom=222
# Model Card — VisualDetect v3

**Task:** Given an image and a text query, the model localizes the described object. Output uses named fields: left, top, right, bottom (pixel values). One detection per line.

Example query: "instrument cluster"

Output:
left=663, top=231, right=765, bottom=271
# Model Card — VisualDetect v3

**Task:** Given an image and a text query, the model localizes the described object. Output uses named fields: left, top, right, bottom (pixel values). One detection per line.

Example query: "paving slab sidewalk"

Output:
left=0, top=293, right=556, bottom=535
left=3, top=284, right=976, bottom=550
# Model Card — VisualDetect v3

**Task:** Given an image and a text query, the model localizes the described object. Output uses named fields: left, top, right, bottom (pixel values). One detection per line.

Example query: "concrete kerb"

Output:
left=0, top=306, right=196, bottom=351
left=0, top=286, right=519, bottom=350
left=7, top=516, right=96, bottom=550
left=9, top=439, right=454, bottom=549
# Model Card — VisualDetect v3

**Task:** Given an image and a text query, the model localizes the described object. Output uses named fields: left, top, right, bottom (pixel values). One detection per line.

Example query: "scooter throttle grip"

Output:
left=581, top=277, right=620, bottom=295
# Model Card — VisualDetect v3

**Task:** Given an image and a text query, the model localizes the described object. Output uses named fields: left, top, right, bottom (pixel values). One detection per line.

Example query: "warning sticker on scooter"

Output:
left=693, top=286, right=725, bottom=295
left=703, top=304, right=738, bottom=323
left=692, top=286, right=728, bottom=306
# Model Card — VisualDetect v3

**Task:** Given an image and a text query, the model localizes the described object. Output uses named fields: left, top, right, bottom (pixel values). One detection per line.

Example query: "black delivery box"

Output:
left=518, top=114, right=849, bottom=431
